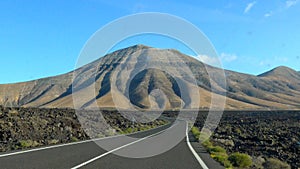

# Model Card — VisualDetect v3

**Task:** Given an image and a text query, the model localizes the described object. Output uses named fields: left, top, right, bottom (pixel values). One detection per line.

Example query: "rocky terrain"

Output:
left=0, top=45, right=300, bottom=110
left=193, top=111, right=300, bottom=169
left=0, top=106, right=166, bottom=152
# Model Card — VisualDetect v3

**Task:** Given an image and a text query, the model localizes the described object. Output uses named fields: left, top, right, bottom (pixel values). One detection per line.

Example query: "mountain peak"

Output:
left=258, top=66, right=299, bottom=78
left=126, top=44, right=151, bottom=50
left=2, top=45, right=300, bottom=110
left=273, top=66, right=294, bottom=71
left=120, top=44, right=183, bottom=53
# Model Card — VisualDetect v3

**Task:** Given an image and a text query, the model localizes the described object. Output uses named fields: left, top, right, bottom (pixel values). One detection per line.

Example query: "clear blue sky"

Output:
left=0, top=0, right=299, bottom=83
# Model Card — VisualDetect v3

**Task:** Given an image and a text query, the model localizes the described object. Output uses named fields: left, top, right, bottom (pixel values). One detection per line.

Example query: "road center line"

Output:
left=71, top=123, right=176, bottom=169
left=186, top=122, right=209, bottom=169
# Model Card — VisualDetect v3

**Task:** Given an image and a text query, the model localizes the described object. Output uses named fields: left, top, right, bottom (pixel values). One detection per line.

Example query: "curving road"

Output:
left=0, top=120, right=223, bottom=169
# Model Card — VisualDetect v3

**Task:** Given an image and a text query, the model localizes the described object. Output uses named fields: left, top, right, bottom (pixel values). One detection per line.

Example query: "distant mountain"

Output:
left=1, top=45, right=300, bottom=110
left=259, top=66, right=300, bottom=79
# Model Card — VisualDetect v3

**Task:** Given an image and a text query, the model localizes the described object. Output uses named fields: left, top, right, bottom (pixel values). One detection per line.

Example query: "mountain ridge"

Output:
left=258, top=66, right=299, bottom=77
left=0, top=45, right=299, bottom=110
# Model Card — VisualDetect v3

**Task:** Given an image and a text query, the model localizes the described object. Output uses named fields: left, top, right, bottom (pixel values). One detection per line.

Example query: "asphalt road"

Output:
left=0, top=120, right=223, bottom=169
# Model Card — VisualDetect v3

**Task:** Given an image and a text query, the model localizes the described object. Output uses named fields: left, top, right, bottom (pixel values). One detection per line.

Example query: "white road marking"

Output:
left=71, top=123, right=176, bottom=169
left=0, top=135, right=117, bottom=158
left=1, top=120, right=208, bottom=169
left=0, top=122, right=171, bottom=158
left=186, top=122, right=209, bottom=169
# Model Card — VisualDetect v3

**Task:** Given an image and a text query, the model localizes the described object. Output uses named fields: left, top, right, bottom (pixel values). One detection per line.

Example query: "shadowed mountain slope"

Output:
left=0, top=45, right=299, bottom=110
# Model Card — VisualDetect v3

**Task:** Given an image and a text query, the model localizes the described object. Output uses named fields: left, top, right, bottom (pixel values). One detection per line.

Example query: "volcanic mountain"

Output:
left=0, top=45, right=300, bottom=110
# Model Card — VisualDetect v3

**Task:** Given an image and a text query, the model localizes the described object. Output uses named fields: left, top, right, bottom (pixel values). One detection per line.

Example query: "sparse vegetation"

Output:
left=207, top=145, right=232, bottom=168
left=208, top=146, right=226, bottom=153
left=118, top=121, right=168, bottom=134
left=208, top=145, right=233, bottom=168
left=191, top=126, right=231, bottom=168
left=70, top=136, right=79, bottom=142
left=202, top=139, right=213, bottom=148
left=8, top=109, right=18, bottom=116
left=212, top=154, right=232, bottom=168
left=189, top=111, right=300, bottom=169
left=18, top=140, right=39, bottom=149
left=191, top=125, right=252, bottom=169
left=121, top=127, right=134, bottom=134
left=263, top=158, right=291, bottom=169
left=48, top=139, right=59, bottom=144
left=228, top=152, right=252, bottom=168
left=191, top=126, right=201, bottom=140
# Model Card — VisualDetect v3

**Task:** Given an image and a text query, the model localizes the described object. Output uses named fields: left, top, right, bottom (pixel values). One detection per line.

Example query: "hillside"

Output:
left=0, top=45, right=299, bottom=110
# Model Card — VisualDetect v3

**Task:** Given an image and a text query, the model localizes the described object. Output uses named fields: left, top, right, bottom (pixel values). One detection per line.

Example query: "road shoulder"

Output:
left=188, top=131, right=225, bottom=169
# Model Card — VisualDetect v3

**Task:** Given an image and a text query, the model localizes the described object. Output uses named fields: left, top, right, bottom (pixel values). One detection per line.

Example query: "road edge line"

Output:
left=0, top=120, right=171, bottom=158
left=186, top=122, right=209, bottom=169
